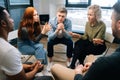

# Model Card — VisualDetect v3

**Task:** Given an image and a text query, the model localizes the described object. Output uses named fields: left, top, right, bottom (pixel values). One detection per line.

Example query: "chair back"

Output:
left=103, top=32, right=115, bottom=56
left=104, top=32, right=114, bottom=43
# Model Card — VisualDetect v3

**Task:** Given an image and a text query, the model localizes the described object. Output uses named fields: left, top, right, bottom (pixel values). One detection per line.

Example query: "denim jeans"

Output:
left=17, top=39, right=48, bottom=65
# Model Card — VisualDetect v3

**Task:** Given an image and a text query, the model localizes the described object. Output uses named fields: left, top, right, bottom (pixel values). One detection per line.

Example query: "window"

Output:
left=9, top=0, right=30, bottom=5
left=91, top=0, right=118, bottom=9
left=66, top=0, right=91, bottom=8
left=66, top=0, right=119, bottom=8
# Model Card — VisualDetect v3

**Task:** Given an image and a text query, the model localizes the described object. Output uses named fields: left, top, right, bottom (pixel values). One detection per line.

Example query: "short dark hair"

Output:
left=57, top=7, right=67, bottom=14
left=113, top=1, right=120, bottom=21
left=0, top=6, right=6, bottom=26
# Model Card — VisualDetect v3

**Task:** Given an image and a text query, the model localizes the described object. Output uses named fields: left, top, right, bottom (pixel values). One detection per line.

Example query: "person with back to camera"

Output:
left=47, top=7, right=73, bottom=71
left=50, top=2, right=120, bottom=80
left=68, top=4, right=107, bottom=69
left=0, top=6, right=54, bottom=80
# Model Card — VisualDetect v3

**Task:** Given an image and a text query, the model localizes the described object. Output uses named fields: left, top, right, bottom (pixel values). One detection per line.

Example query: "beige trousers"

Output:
left=51, top=54, right=97, bottom=80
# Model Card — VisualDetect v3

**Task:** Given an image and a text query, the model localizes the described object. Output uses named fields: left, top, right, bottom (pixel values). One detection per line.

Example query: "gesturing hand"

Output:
left=41, top=22, right=51, bottom=34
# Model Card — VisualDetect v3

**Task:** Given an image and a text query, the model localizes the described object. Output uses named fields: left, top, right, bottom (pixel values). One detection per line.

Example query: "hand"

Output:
left=70, top=32, right=81, bottom=38
left=30, top=61, right=43, bottom=71
left=75, top=64, right=84, bottom=75
left=32, top=61, right=44, bottom=72
left=41, top=22, right=51, bottom=34
left=57, top=23, right=64, bottom=31
left=93, top=38, right=104, bottom=45
left=83, top=62, right=92, bottom=72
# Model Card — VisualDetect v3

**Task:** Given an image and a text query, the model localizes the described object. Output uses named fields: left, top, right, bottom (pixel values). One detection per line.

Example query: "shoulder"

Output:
left=65, top=18, right=71, bottom=23
left=98, top=20, right=106, bottom=26
left=0, top=38, right=22, bottom=76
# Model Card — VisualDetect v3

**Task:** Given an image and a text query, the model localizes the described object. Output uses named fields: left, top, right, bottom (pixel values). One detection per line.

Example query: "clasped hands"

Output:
left=75, top=62, right=92, bottom=75
left=57, top=23, right=65, bottom=31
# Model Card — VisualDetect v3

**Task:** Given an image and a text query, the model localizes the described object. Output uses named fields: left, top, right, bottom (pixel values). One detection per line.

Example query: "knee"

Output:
left=51, top=64, right=60, bottom=72
left=48, top=40, right=54, bottom=46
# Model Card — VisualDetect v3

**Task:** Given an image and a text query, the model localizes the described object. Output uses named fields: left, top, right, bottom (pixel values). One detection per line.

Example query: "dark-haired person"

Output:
left=51, top=2, right=120, bottom=80
left=0, top=6, right=53, bottom=80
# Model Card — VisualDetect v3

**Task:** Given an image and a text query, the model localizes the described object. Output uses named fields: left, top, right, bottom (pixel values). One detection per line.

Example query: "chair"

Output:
left=102, top=32, right=115, bottom=56
left=84, top=32, right=115, bottom=63
left=21, top=55, right=33, bottom=63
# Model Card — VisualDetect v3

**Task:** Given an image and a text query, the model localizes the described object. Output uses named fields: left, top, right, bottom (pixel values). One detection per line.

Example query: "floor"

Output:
left=21, top=36, right=119, bottom=79
left=23, top=36, right=119, bottom=65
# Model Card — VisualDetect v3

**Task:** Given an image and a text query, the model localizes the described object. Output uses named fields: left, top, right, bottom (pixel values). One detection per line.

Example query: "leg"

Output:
left=61, top=38, right=73, bottom=59
left=60, top=38, right=73, bottom=66
left=47, top=38, right=63, bottom=62
left=47, top=40, right=55, bottom=62
left=18, top=44, right=35, bottom=55
left=34, top=43, right=48, bottom=65
left=47, top=38, right=61, bottom=71
left=70, top=40, right=82, bottom=69
left=70, top=39, right=89, bottom=68
left=51, top=64, right=75, bottom=80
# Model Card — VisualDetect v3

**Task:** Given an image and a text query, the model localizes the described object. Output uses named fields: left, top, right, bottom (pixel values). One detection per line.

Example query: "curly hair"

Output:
left=88, top=4, right=102, bottom=22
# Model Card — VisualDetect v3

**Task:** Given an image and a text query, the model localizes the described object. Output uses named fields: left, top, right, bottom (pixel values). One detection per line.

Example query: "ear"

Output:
left=0, top=20, right=6, bottom=27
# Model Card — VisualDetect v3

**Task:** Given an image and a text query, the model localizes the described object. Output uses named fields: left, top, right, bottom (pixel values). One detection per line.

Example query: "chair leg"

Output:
left=24, top=55, right=33, bottom=63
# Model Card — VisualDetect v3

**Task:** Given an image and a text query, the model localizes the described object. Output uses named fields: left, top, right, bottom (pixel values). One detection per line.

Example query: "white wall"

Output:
left=33, top=0, right=65, bottom=18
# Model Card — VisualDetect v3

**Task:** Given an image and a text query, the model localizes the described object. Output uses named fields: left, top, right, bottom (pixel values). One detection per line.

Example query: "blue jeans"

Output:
left=47, top=37, right=73, bottom=58
left=17, top=39, right=48, bottom=65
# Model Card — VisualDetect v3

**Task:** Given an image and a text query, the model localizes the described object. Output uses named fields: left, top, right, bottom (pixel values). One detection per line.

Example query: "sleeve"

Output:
left=34, top=34, right=46, bottom=42
left=95, top=21, right=106, bottom=39
left=47, top=19, right=57, bottom=40
left=21, top=27, right=29, bottom=40
left=80, top=57, right=109, bottom=80
left=1, top=47, right=23, bottom=76
left=74, top=74, right=83, bottom=80
left=63, top=19, right=72, bottom=39
left=81, top=22, right=88, bottom=40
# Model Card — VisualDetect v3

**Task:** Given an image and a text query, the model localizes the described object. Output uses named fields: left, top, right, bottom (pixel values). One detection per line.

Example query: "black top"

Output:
left=74, top=45, right=120, bottom=80
left=20, top=27, right=45, bottom=42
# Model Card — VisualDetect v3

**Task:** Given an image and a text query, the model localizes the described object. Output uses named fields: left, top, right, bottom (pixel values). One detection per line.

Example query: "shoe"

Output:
left=66, top=61, right=71, bottom=67
left=46, top=62, right=53, bottom=72
left=67, top=65, right=75, bottom=69
left=35, top=72, right=43, bottom=77
left=42, top=69, right=52, bottom=76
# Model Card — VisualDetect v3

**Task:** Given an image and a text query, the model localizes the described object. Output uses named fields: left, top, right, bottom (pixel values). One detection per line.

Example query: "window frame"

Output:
left=66, top=0, right=120, bottom=9
left=65, top=0, right=91, bottom=8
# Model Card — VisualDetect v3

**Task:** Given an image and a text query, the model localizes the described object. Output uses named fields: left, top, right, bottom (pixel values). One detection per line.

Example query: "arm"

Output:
left=80, top=23, right=88, bottom=40
left=93, top=21, right=106, bottom=45
left=47, top=18, right=58, bottom=40
left=34, top=23, right=51, bottom=42
left=4, top=46, right=42, bottom=80
left=74, top=57, right=108, bottom=80
left=20, top=27, right=29, bottom=40
left=62, top=19, right=72, bottom=39
left=94, top=21, right=106, bottom=39
left=7, top=61, right=43, bottom=80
